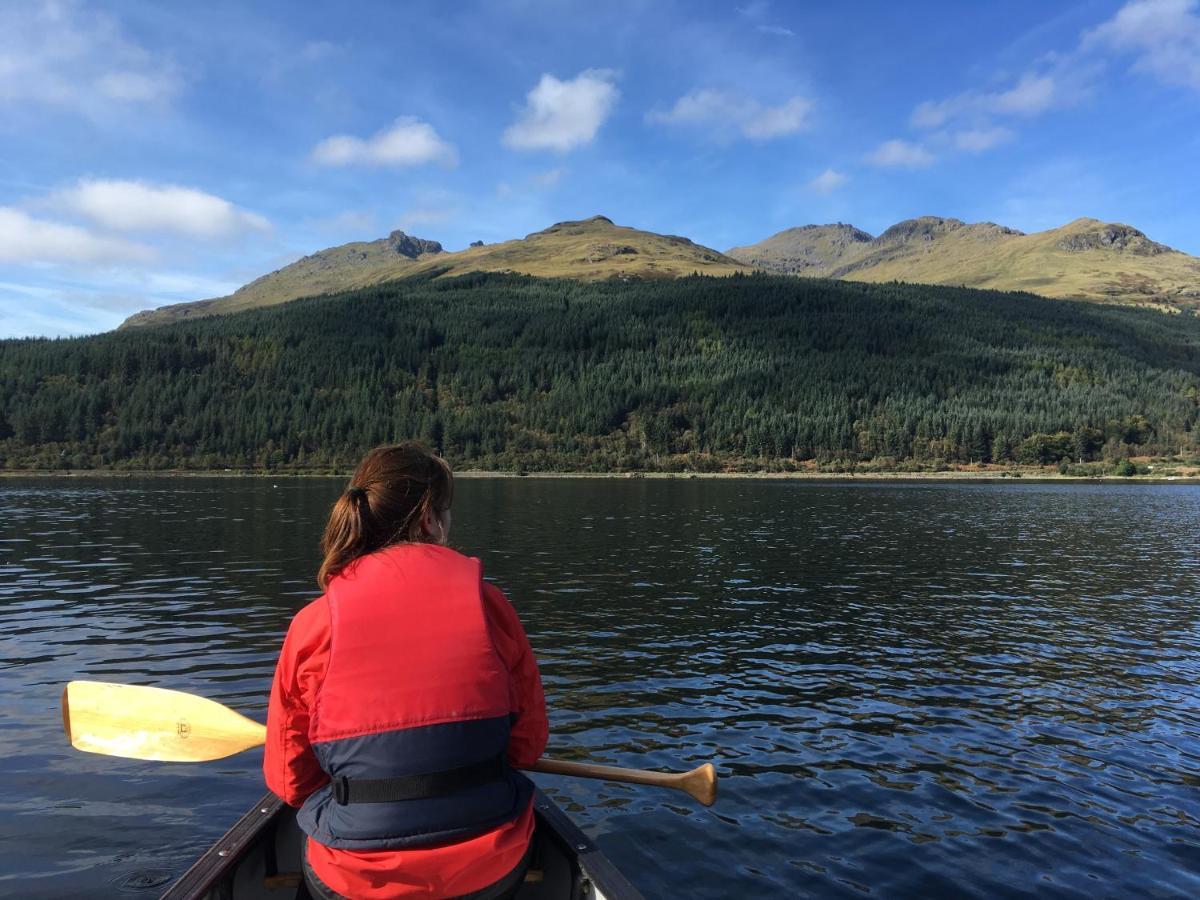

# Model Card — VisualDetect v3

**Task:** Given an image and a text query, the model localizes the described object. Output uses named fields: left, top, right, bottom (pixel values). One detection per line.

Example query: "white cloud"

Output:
left=0, top=208, right=155, bottom=265
left=53, top=179, right=271, bottom=239
left=648, top=89, right=812, bottom=140
left=910, top=99, right=957, bottom=130
left=743, top=97, right=811, bottom=138
left=0, top=2, right=180, bottom=115
left=1085, top=0, right=1200, bottom=90
left=912, top=73, right=1063, bottom=131
left=530, top=168, right=566, bottom=188
left=954, top=126, right=1014, bottom=152
left=908, top=0, right=1199, bottom=161
left=993, top=74, right=1058, bottom=115
left=757, top=25, right=795, bottom=37
left=0, top=268, right=245, bottom=338
left=312, top=118, right=458, bottom=168
left=806, top=169, right=848, bottom=194
left=95, top=71, right=167, bottom=103
left=866, top=140, right=934, bottom=168
left=503, top=69, right=620, bottom=153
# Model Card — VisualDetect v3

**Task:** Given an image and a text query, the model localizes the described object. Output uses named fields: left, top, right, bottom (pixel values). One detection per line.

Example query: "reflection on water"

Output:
left=1, top=478, right=1198, bottom=898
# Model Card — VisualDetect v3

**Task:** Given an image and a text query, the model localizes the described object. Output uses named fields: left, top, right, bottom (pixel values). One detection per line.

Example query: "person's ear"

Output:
left=419, top=505, right=441, bottom=541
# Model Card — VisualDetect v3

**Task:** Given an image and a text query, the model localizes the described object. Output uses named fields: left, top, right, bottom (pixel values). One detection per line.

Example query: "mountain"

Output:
left=120, top=229, right=446, bottom=328
left=121, top=216, right=748, bottom=328
left=726, top=223, right=875, bottom=275
left=728, top=217, right=1200, bottom=310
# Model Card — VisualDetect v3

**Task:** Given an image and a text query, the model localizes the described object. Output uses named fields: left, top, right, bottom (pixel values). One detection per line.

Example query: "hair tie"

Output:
left=346, top=486, right=367, bottom=501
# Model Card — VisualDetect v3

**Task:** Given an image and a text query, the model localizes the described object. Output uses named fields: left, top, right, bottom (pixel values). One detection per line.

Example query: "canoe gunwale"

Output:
left=159, top=788, right=645, bottom=899
left=529, top=791, right=643, bottom=899
left=160, top=792, right=284, bottom=900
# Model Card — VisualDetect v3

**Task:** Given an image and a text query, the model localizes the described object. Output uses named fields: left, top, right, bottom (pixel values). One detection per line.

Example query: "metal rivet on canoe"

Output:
left=217, top=850, right=228, bottom=857
left=261, top=808, right=269, bottom=814
left=576, top=843, right=588, bottom=851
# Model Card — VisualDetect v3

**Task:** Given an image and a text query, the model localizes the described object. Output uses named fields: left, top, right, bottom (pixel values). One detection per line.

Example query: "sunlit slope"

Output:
left=120, top=216, right=747, bottom=328
left=401, top=216, right=746, bottom=281
left=120, top=231, right=443, bottom=328
left=730, top=217, right=1200, bottom=309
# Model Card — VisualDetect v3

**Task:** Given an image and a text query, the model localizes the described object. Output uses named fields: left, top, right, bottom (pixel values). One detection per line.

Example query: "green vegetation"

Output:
left=2, top=273, right=1198, bottom=472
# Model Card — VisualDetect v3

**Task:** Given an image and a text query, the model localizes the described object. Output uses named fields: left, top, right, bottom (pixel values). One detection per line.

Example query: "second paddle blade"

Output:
left=62, top=680, right=267, bottom=762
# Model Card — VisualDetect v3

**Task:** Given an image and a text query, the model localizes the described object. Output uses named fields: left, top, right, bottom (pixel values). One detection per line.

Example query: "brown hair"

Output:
left=317, top=442, right=454, bottom=589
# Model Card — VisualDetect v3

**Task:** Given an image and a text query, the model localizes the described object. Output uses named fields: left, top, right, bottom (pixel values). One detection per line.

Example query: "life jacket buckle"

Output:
left=333, top=775, right=350, bottom=805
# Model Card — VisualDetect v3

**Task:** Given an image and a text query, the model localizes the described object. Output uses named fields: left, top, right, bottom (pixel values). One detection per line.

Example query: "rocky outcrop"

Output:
left=875, top=217, right=986, bottom=246
left=582, top=243, right=638, bottom=262
left=1055, top=222, right=1172, bottom=256
left=727, top=223, right=873, bottom=274
left=387, top=231, right=443, bottom=258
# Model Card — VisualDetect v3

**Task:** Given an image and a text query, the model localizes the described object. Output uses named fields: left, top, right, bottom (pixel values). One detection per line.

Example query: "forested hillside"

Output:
left=2, top=273, right=1198, bottom=472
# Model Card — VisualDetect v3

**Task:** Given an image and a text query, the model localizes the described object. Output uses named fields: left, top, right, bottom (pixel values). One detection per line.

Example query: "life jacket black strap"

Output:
left=332, top=755, right=507, bottom=805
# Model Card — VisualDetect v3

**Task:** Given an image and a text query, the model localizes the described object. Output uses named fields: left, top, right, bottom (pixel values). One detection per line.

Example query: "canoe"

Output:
left=160, top=788, right=644, bottom=900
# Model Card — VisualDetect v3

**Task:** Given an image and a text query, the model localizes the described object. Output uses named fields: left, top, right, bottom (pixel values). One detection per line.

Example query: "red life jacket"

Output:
left=295, top=543, right=533, bottom=849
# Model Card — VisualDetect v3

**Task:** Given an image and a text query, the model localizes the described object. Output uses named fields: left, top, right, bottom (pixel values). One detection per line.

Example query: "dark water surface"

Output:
left=2, top=478, right=1199, bottom=898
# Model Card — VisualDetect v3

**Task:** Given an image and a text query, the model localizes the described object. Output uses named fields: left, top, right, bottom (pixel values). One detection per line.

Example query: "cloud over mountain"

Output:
left=0, top=1, right=180, bottom=116
left=648, top=89, right=812, bottom=140
left=312, top=118, right=459, bottom=168
left=1086, top=0, right=1200, bottom=91
left=866, top=140, right=934, bottom=168
left=53, top=180, right=270, bottom=239
left=0, top=207, right=155, bottom=265
left=806, top=169, right=847, bottom=194
left=502, top=69, right=619, bottom=153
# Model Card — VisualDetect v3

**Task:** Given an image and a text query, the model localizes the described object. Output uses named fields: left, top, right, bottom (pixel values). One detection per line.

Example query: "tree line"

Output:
left=1, top=272, right=1198, bottom=472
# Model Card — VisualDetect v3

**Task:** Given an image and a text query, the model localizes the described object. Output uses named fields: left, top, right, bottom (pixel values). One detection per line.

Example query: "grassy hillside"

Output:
left=120, top=230, right=442, bottom=327
left=5, top=274, right=1199, bottom=472
left=122, top=216, right=747, bottom=328
left=729, top=217, right=1200, bottom=310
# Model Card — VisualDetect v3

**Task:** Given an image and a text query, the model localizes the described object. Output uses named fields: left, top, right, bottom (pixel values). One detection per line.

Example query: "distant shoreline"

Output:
left=2, top=468, right=1198, bottom=484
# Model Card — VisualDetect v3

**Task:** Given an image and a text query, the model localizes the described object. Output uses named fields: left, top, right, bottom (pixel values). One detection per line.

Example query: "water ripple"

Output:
left=1, top=478, right=1199, bottom=898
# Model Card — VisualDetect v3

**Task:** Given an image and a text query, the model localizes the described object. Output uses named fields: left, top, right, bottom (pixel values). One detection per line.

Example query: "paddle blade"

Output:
left=62, top=681, right=267, bottom=762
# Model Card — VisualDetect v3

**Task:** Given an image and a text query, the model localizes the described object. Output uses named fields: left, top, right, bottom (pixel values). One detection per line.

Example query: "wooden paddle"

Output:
left=62, top=681, right=717, bottom=806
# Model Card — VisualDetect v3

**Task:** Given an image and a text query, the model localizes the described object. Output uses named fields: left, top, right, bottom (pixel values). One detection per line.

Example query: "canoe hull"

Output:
left=160, top=789, right=642, bottom=900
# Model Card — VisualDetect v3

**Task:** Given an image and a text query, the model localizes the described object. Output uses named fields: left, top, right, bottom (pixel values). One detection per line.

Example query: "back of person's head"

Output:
left=317, top=442, right=454, bottom=588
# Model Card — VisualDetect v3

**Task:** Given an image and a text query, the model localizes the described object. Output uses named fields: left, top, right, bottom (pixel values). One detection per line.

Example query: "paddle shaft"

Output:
left=529, top=758, right=679, bottom=787
left=526, top=758, right=717, bottom=806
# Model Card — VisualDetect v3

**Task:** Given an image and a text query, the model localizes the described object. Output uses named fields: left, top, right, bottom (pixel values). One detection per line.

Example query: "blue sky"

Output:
left=1, top=0, right=1198, bottom=338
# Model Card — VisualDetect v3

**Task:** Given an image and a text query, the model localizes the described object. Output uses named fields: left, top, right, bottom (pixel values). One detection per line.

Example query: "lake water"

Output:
left=1, top=477, right=1199, bottom=898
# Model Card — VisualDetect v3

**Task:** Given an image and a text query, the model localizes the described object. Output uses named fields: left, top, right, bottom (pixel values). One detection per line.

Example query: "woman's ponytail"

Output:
left=317, top=443, right=453, bottom=589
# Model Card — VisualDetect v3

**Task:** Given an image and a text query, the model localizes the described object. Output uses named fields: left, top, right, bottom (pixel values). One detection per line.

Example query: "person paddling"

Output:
left=264, top=443, right=548, bottom=899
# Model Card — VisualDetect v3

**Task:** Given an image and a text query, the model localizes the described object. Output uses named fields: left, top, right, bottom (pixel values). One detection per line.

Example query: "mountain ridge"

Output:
left=120, top=213, right=1200, bottom=329
left=728, top=216, right=1199, bottom=308
left=120, top=215, right=747, bottom=328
